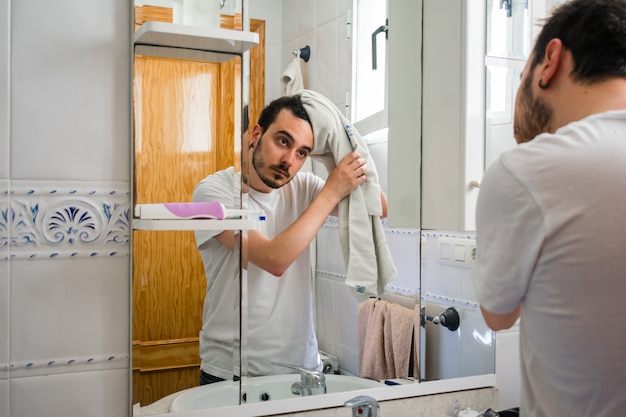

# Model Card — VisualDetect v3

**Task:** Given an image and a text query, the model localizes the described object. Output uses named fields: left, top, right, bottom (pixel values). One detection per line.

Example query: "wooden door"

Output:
left=132, top=6, right=265, bottom=407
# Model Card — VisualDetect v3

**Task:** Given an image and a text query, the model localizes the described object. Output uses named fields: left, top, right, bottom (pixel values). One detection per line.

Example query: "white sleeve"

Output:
left=192, top=170, right=239, bottom=249
left=472, top=159, right=545, bottom=314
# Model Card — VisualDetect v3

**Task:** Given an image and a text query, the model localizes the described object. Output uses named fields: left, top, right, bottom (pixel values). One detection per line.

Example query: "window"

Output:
left=352, top=0, right=388, bottom=136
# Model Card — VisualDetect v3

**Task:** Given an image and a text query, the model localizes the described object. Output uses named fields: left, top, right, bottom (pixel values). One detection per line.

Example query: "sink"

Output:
left=169, top=374, right=383, bottom=412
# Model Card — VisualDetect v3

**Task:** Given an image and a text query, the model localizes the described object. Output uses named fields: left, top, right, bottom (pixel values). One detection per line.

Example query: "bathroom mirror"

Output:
left=131, top=0, right=498, bottom=414
left=131, top=0, right=252, bottom=410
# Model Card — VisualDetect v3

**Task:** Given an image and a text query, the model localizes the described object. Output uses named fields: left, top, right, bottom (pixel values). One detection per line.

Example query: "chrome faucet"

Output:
left=344, top=395, right=380, bottom=417
left=270, top=362, right=327, bottom=396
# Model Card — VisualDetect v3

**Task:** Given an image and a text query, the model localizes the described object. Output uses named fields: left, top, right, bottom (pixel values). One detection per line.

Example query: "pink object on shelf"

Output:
left=163, top=202, right=226, bottom=219
left=135, top=202, right=226, bottom=220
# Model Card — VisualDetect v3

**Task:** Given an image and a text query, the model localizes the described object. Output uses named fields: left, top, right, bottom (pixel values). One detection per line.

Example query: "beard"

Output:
left=513, top=74, right=554, bottom=144
left=251, top=137, right=293, bottom=189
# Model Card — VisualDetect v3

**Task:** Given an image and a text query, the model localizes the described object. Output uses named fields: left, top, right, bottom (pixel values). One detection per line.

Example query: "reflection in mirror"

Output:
left=418, top=0, right=498, bottom=382
left=131, top=0, right=502, bottom=414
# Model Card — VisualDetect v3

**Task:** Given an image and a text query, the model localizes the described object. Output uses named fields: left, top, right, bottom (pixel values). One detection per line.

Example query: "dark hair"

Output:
left=530, top=0, right=626, bottom=84
left=256, top=95, right=311, bottom=134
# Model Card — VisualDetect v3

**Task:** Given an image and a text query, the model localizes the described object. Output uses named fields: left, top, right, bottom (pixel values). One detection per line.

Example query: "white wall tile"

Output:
left=421, top=232, right=478, bottom=302
left=384, top=228, right=420, bottom=295
left=283, top=0, right=315, bottom=39
left=423, top=300, right=461, bottom=380
left=0, top=258, right=7, bottom=380
left=422, top=299, right=494, bottom=381
left=10, top=0, right=130, bottom=181
left=0, top=182, right=7, bottom=376
left=495, top=327, right=521, bottom=410
left=337, top=0, right=353, bottom=19
left=251, top=0, right=283, bottom=103
left=10, top=369, right=129, bottom=417
left=0, top=262, right=7, bottom=380
left=281, top=0, right=299, bottom=43
left=265, top=44, right=283, bottom=102
left=460, top=309, right=495, bottom=377
left=10, top=256, right=129, bottom=367
left=0, top=379, right=7, bottom=417
left=316, top=0, right=339, bottom=27
left=250, top=0, right=282, bottom=46
left=314, top=273, right=336, bottom=352
left=314, top=20, right=339, bottom=101
left=0, top=0, right=8, bottom=180
left=332, top=280, right=359, bottom=375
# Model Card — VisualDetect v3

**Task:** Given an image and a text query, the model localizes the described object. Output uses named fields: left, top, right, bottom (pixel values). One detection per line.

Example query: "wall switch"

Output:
left=437, top=236, right=476, bottom=267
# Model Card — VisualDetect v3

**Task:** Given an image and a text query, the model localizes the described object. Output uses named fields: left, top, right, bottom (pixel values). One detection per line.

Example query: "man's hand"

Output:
left=322, top=151, right=368, bottom=202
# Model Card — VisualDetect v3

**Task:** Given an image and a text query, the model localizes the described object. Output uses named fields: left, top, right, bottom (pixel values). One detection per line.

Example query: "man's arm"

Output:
left=216, top=151, right=368, bottom=276
left=480, top=304, right=521, bottom=331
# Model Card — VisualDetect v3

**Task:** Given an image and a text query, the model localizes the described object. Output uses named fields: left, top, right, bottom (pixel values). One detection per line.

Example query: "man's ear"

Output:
left=249, top=124, right=263, bottom=148
left=538, top=38, right=564, bottom=88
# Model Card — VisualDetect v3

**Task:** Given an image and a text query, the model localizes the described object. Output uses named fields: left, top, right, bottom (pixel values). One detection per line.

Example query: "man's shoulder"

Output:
left=193, top=167, right=240, bottom=203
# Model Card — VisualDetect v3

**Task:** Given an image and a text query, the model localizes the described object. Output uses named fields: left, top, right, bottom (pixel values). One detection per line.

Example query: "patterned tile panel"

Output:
left=2, top=182, right=130, bottom=260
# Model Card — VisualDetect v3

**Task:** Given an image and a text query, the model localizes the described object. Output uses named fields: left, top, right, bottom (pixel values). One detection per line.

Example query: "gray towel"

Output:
left=298, top=89, right=398, bottom=301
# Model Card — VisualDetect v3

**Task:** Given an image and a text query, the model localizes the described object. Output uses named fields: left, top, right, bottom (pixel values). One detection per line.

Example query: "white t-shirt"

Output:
left=193, top=167, right=325, bottom=379
left=473, top=110, right=626, bottom=417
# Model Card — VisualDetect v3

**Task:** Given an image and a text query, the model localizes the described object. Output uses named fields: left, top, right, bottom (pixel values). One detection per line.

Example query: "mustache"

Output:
left=270, top=163, right=290, bottom=178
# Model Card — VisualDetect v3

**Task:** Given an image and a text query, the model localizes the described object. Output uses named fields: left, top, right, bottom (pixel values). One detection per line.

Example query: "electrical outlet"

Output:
left=437, top=236, right=476, bottom=267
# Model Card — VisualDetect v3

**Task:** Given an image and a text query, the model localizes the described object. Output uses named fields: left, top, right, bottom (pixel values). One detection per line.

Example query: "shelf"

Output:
left=134, top=21, right=259, bottom=56
left=132, top=218, right=262, bottom=231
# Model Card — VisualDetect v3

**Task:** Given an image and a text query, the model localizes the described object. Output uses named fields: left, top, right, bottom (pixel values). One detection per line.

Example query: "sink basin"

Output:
left=169, top=374, right=383, bottom=412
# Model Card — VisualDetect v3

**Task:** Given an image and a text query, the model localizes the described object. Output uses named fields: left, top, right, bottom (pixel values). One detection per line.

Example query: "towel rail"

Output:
left=420, top=306, right=460, bottom=331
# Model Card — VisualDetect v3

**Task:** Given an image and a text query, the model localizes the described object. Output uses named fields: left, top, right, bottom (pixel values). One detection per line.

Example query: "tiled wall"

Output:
left=1, top=1, right=132, bottom=416
left=266, top=0, right=352, bottom=109
left=0, top=1, right=512, bottom=416
left=420, top=231, right=495, bottom=380
left=314, top=223, right=497, bottom=382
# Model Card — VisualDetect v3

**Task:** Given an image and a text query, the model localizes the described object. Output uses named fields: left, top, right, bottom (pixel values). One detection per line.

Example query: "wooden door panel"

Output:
left=134, top=56, right=223, bottom=204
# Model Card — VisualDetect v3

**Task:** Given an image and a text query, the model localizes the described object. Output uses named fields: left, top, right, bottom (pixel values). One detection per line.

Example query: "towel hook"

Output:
left=293, top=45, right=311, bottom=63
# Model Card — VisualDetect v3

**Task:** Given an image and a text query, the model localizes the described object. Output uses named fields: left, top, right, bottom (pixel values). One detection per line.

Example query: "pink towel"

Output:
left=357, top=298, right=377, bottom=363
left=359, top=299, right=391, bottom=379
left=385, top=303, right=417, bottom=378
left=358, top=299, right=420, bottom=380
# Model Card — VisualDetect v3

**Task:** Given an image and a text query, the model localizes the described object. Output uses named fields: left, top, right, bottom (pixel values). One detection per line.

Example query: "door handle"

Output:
left=371, top=18, right=388, bottom=70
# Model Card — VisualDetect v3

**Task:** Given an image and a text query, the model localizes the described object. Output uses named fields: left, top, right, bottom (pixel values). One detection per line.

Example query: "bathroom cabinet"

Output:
left=420, top=0, right=485, bottom=232
left=131, top=16, right=259, bottom=407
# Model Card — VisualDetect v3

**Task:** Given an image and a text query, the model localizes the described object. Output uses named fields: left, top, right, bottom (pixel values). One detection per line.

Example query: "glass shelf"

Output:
left=132, top=218, right=262, bottom=231
left=134, top=21, right=259, bottom=56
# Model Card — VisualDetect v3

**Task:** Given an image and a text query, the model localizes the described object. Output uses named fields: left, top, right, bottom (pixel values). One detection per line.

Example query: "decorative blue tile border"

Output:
left=1, top=181, right=130, bottom=260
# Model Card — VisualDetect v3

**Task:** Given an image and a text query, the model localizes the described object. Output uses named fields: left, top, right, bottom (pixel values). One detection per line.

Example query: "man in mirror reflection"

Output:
left=473, top=1, right=626, bottom=416
left=193, top=95, right=387, bottom=384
